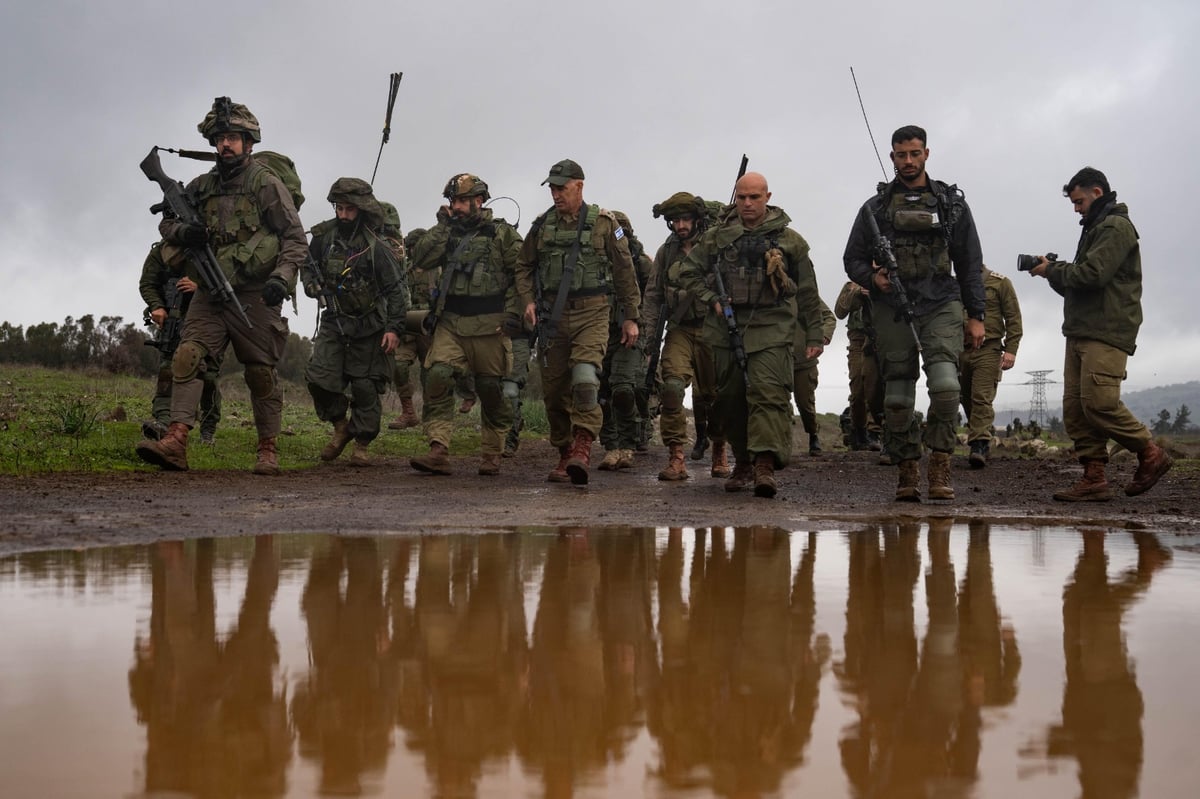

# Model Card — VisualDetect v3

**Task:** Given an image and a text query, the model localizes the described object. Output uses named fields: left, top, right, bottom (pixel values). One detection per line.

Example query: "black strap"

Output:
left=432, top=230, right=478, bottom=317
left=544, top=208, right=590, bottom=339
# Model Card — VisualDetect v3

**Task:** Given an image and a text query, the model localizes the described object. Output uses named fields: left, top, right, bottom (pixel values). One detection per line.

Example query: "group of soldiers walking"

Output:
left=134, top=99, right=1172, bottom=503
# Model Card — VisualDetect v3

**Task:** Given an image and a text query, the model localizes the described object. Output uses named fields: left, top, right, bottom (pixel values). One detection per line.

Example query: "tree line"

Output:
left=0, top=315, right=313, bottom=383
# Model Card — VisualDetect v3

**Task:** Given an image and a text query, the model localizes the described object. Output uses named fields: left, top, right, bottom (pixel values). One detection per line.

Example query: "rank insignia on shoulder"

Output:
left=614, top=227, right=625, bottom=240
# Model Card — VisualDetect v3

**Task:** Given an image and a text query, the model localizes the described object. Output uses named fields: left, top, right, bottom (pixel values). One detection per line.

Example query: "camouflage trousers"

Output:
left=600, top=324, right=646, bottom=451
left=846, top=332, right=882, bottom=432
left=154, top=349, right=222, bottom=435
left=306, top=325, right=392, bottom=442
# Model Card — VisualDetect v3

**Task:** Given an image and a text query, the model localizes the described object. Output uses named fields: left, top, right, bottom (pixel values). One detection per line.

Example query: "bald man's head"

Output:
left=734, top=172, right=771, bottom=228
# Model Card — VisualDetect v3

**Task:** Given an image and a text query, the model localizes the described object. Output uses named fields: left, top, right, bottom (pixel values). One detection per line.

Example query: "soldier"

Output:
left=388, top=226, right=429, bottom=430
left=515, top=159, right=641, bottom=485
left=501, top=320, right=534, bottom=457
left=960, top=265, right=1023, bottom=467
left=138, top=240, right=223, bottom=444
left=834, top=280, right=884, bottom=452
left=304, top=178, right=407, bottom=466
left=675, top=172, right=825, bottom=498
left=843, top=125, right=986, bottom=502
left=597, top=211, right=654, bottom=472
left=792, top=298, right=836, bottom=455
left=644, top=192, right=729, bottom=481
left=409, top=173, right=522, bottom=476
left=136, top=97, right=307, bottom=474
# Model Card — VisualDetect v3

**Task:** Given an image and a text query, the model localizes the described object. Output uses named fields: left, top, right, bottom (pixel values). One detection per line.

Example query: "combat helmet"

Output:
left=652, top=191, right=707, bottom=221
left=198, top=96, right=262, bottom=144
left=442, top=173, right=491, bottom=201
left=327, top=177, right=384, bottom=227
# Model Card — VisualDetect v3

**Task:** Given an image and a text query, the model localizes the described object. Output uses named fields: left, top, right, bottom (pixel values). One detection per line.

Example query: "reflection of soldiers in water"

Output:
left=519, top=529, right=606, bottom=797
left=596, top=529, right=660, bottom=761
left=1044, top=530, right=1169, bottom=799
left=418, top=534, right=528, bottom=798
left=291, top=537, right=397, bottom=795
left=128, top=536, right=290, bottom=797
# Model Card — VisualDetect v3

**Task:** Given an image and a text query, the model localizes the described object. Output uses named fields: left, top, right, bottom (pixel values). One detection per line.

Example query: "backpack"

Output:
left=252, top=151, right=305, bottom=211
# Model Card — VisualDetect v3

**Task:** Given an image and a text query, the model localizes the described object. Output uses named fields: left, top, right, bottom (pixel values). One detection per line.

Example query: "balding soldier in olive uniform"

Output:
left=959, top=265, right=1023, bottom=467
left=645, top=191, right=729, bottom=481
left=137, top=97, right=306, bottom=475
left=515, top=159, right=641, bottom=485
left=409, top=174, right=522, bottom=476
left=675, top=172, right=825, bottom=498
left=304, top=178, right=407, bottom=466
left=792, top=298, right=836, bottom=455
left=138, top=239, right=224, bottom=445
left=843, top=125, right=986, bottom=501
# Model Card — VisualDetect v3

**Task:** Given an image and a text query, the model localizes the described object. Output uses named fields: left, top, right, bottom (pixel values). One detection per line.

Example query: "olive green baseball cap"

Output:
left=542, top=158, right=585, bottom=186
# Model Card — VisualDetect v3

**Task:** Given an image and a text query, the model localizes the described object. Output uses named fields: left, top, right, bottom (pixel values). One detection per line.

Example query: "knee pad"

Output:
left=570, top=362, right=600, bottom=387
left=393, top=361, right=411, bottom=388
left=884, top=379, right=916, bottom=413
left=244, top=364, right=276, bottom=400
left=425, top=362, right=456, bottom=401
left=927, top=361, right=960, bottom=395
left=570, top=363, right=601, bottom=411
left=476, top=375, right=504, bottom=407
left=660, top=378, right=686, bottom=414
left=611, top=383, right=636, bottom=414
left=171, top=341, right=207, bottom=382
left=502, top=378, right=521, bottom=400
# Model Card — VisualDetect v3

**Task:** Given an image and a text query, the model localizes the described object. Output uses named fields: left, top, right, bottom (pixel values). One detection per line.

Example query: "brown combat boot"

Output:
left=565, top=429, right=595, bottom=485
left=320, top=419, right=353, bottom=461
left=458, top=396, right=476, bottom=414
left=616, top=449, right=635, bottom=469
left=136, top=422, right=190, bottom=471
left=598, top=449, right=622, bottom=471
left=548, top=446, right=571, bottom=483
left=387, top=398, right=419, bottom=430
left=753, top=453, right=778, bottom=499
left=658, top=444, right=690, bottom=481
left=725, top=459, right=753, bottom=492
left=1054, top=458, right=1112, bottom=502
left=349, top=440, right=371, bottom=467
left=710, top=441, right=732, bottom=478
left=895, top=459, right=921, bottom=502
left=927, top=451, right=954, bottom=500
left=411, top=441, right=452, bottom=475
left=479, top=453, right=501, bottom=476
left=1126, top=442, right=1173, bottom=496
left=253, top=437, right=280, bottom=476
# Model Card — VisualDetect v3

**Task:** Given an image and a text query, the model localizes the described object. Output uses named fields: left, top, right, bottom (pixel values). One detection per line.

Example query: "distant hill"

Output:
left=994, top=380, right=1199, bottom=428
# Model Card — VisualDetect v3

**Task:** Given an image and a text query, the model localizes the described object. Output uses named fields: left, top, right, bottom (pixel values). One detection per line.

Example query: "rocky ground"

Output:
left=1, top=437, right=1196, bottom=555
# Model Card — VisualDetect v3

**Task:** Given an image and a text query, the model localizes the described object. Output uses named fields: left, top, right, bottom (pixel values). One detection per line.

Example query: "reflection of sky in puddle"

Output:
left=1, top=525, right=1199, bottom=798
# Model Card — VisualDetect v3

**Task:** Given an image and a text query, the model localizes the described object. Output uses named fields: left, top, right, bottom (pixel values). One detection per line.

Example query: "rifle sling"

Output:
left=431, top=230, right=479, bottom=322
left=543, top=208, right=590, bottom=339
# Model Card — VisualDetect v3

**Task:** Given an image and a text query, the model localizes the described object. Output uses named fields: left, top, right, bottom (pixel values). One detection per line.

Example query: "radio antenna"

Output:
left=850, top=67, right=888, bottom=180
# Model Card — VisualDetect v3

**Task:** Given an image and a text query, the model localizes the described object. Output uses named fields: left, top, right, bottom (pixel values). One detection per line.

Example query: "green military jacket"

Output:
left=675, top=206, right=823, bottom=354
left=410, top=209, right=523, bottom=336
left=644, top=233, right=708, bottom=329
left=973, top=268, right=1023, bottom=355
left=794, top=298, right=836, bottom=356
left=308, top=220, right=409, bottom=340
left=834, top=280, right=874, bottom=339
left=1045, top=198, right=1142, bottom=354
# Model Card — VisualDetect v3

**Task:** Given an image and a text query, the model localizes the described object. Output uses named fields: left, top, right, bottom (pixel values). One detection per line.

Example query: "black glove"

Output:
left=179, top=223, right=209, bottom=247
left=261, top=277, right=289, bottom=307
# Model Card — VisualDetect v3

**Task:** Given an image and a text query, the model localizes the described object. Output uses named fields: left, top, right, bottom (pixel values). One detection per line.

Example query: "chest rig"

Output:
left=536, top=205, right=611, bottom=296
left=883, top=186, right=951, bottom=282
left=193, top=163, right=280, bottom=285
left=713, top=231, right=788, bottom=307
left=318, top=231, right=382, bottom=318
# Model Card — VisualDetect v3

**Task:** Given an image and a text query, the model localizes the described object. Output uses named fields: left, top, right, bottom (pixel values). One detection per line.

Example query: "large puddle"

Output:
left=2, top=525, right=1198, bottom=798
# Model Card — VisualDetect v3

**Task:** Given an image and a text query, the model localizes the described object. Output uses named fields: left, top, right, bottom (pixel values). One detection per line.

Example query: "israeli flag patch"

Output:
left=614, top=227, right=625, bottom=240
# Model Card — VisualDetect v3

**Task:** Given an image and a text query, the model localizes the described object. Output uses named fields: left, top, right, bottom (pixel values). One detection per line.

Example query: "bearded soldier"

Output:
left=644, top=191, right=729, bottom=481
left=674, top=172, right=825, bottom=498
left=843, top=124, right=986, bottom=502
left=408, top=173, right=522, bottom=476
left=137, top=97, right=306, bottom=474
left=515, top=159, right=641, bottom=485
left=304, top=178, right=407, bottom=466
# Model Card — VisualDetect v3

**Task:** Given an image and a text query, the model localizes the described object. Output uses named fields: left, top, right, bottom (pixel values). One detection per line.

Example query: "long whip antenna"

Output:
left=371, top=72, right=403, bottom=185
left=850, top=67, right=888, bottom=180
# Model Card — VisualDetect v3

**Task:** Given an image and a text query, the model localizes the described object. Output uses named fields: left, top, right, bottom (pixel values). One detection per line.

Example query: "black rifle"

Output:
left=862, top=205, right=922, bottom=352
left=143, top=277, right=186, bottom=357
left=709, top=154, right=752, bottom=386
left=643, top=299, right=668, bottom=392
left=140, top=146, right=253, bottom=329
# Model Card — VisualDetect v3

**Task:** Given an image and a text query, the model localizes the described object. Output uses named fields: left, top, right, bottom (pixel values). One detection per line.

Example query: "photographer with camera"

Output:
left=1028, top=167, right=1172, bottom=501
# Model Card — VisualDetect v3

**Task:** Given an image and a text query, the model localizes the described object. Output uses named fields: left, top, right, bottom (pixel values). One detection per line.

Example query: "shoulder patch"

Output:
left=614, top=226, right=625, bottom=240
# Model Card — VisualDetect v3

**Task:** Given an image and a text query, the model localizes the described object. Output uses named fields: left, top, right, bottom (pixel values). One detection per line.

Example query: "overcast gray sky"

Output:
left=1, top=0, right=1195, bottom=414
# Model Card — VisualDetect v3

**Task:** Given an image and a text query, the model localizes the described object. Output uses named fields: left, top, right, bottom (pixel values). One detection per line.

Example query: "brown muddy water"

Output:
left=1, top=524, right=1197, bottom=798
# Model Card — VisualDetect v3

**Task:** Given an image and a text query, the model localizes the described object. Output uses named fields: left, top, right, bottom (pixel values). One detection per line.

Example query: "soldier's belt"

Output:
left=542, top=291, right=609, bottom=311
left=443, top=294, right=506, bottom=315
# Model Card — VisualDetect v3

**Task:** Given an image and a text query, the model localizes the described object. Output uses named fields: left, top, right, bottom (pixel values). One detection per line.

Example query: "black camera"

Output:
left=1016, top=252, right=1058, bottom=272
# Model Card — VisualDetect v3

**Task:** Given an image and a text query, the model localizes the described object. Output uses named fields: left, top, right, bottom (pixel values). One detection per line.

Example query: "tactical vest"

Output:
left=315, top=230, right=384, bottom=317
left=713, top=231, right=788, bottom=307
left=192, top=162, right=280, bottom=286
left=443, top=223, right=508, bottom=307
left=883, top=188, right=951, bottom=282
left=661, top=238, right=705, bottom=323
left=536, top=205, right=611, bottom=296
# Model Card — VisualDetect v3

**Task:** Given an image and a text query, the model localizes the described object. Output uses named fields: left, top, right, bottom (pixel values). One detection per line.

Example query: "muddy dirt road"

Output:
left=1, top=443, right=1196, bottom=554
